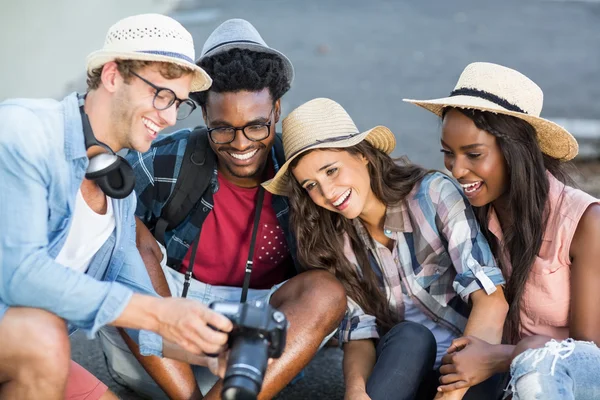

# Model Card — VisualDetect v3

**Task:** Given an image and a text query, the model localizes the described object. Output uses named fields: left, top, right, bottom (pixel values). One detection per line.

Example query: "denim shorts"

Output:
left=507, top=338, right=600, bottom=400
left=98, top=242, right=287, bottom=399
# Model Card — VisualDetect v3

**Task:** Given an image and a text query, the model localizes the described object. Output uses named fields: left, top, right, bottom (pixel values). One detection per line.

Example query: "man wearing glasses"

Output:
left=0, top=14, right=233, bottom=400
left=100, top=19, right=347, bottom=400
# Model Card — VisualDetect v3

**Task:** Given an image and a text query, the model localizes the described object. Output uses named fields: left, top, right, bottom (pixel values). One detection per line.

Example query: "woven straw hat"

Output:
left=86, top=14, right=212, bottom=92
left=262, top=98, right=396, bottom=195
left=198, top=18, right=294, bottom=87
left=403, top=62, right=578, bottom=161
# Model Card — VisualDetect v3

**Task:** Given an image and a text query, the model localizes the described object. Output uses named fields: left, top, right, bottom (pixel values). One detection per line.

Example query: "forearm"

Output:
left=343, top=339, right=376, bottom=393
left=463, top=287, right=507, bottom=344
left=119, top=329, right=203, bottom=400
left=136, top=217, right=172, bottom=297
left=110, top=292, right=161, bottom=332
left=462, top=286, right=509, bottom=378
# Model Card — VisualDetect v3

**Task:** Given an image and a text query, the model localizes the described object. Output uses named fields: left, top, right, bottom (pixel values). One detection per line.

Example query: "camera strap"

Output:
left=181, top=185, right=265, bottom=302
left=241, top=186, right=265, bottom=303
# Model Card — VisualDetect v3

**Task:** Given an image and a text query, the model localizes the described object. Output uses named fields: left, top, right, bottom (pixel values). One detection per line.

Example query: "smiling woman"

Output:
left=262, top=98, right=508, bottom=400
left=406, top=62, right=600, bottom=400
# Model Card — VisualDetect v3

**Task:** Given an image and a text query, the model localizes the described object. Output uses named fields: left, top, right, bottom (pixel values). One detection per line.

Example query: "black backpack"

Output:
left=152, top=126, right=286, bottom=245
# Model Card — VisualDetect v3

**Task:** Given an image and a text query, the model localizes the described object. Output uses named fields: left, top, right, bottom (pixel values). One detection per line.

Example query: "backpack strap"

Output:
left=273, top=133, right=286, bottom=167
left=154, top=127, right=215, bottom=246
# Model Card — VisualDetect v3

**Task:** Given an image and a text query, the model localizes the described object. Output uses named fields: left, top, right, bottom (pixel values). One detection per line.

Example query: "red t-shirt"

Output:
left=180, top=172, right=290, bottom=289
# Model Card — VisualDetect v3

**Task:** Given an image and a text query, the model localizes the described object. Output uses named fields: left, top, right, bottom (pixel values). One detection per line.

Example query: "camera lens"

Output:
left=222, top=335, right=269, bottom=400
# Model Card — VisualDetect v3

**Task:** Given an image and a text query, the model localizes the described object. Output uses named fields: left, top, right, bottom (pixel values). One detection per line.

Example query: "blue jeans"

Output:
left=508, top=339, right=600, bottom=400
left=366, top=321, right=507, bottom=400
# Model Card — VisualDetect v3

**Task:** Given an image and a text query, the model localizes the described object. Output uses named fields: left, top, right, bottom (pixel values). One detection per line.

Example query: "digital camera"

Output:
left=209, top=300, right=288, bottom=400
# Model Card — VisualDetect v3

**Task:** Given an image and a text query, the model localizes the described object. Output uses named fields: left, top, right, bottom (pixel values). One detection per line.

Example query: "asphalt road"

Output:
left=70, top=1, right=600, bottom=398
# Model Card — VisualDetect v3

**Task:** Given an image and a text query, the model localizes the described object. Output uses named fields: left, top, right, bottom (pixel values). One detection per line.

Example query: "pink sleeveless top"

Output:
left=488, top=172, right=599, bottom=340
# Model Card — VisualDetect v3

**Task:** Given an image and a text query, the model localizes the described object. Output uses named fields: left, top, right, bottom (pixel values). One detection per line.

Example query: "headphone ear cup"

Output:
left=95, top=157, right=135, bottom=199
left=86, top=153, right=121, bottom=179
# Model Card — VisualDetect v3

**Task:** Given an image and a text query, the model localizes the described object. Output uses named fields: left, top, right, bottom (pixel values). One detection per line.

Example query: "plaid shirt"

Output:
left=338, top=172, right=505, bottom=343
left=125, top=128, right=297, bottom=270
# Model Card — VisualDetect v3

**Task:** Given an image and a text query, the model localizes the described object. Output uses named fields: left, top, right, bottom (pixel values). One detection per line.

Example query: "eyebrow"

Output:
left=299, top=162, right=336, bottom=187
left=440, top=139, right=486, bottom=151
left=209, top=115, right=271, bottom=128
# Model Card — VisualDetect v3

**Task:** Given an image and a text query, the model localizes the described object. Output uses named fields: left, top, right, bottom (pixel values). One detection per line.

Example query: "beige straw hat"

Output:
left=262, top=98, right=396, bottom=195
left=86, top=14, right=212, bottom=92
left=403, top=62, right=578, bottom=161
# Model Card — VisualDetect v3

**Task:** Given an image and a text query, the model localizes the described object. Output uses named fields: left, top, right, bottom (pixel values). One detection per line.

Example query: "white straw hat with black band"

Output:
left=86, top=14, right=212, bottom=92
left=403, top=62, right=578, bottom=161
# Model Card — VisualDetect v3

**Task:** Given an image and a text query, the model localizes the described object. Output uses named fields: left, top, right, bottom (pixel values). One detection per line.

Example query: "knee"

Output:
left=298, top=270, right=346, bottom=314
left=14, top=308, right=71, bottom=372
left=273, top=270, right=347, bottom=324
left=383, top=321, right=436, bottom=355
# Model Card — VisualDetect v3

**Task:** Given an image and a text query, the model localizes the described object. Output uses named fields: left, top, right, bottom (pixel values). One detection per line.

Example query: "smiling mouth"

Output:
left=332, top=189, right=352, bottom=209
left=228, top=149, right=259, bottom=161
left=142, top=117, right=160, bottom=137
left=460, top=181, right=483, bottom=196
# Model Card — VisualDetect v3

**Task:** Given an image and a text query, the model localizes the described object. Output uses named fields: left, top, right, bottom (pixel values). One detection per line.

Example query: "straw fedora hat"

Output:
left=198, top=18, right=294, bottom=87
left=86, top=14, right=212, bottom=92
left=262, top=98, right=396, bottom=195
left=403, top=62, right=578, bottom=161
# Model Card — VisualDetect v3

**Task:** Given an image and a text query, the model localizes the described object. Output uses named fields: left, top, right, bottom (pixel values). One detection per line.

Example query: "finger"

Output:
left=437, top=380, right=470, bottom=392
left=446, top=336, right=470, bottom=354
left=441, top=353, right=453, bottom=365
left=438, top=364, right=457, bottom=375
left=182, top=329, right=227, bottom=355
left=194, top=323, right=230, bottom=346
left=439, top=373, right=464, bottom=385
left=176, top=337, right=203, bottom=356
left=200, top=307, right=234, bottom=332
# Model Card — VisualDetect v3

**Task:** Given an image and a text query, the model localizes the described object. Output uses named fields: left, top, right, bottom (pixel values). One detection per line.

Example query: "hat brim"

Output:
left=403, top=95, right=578, bottom=161
left=199, top=43, right=295, bottom=87
left=86, top=50, right=212, bottom=92
left=262, top=125, right=396, bottom=196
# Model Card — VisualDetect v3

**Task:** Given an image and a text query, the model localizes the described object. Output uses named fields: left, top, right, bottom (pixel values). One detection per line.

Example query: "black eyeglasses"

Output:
left=206, top=108, right=274, bottom=144
left=130, top=71, right=197, bottom=120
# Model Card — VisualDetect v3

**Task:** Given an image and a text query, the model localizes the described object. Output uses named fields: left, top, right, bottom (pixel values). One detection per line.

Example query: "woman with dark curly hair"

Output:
left=263, top=98, right=508, bottom=400
left=406, top=62, right=600, bottom=400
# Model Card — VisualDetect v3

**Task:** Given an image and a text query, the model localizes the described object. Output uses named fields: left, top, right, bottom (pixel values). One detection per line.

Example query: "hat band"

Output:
left=287, top=132, right=362, bottom=160
left=137, top=50, right=194, bottom=64
left=204, top=39, right=263, bottom=56
left=450, top=87, right=527, bottom=114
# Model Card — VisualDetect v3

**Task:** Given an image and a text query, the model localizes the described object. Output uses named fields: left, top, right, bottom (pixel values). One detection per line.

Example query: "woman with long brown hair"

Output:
left=406, top=62, right=600, bottom=400
left=262, top=98, right=507, bottom=400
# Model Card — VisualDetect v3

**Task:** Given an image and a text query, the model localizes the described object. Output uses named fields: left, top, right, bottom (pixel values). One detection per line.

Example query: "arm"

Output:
left=0, top=106, right=131, bottom=333
left=343, top=340, right=376, bottom=399
left=431, top=176, right=508, bottom=398
left=569, top=203, right=600, bottom=343
left=436, top=287, right=508, bottom=398
left=118, top=218, right=203, bottom=400
left=337, top=294, right=380, bottom=399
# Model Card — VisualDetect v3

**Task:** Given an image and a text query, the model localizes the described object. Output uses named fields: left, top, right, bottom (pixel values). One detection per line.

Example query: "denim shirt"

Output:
left=0, top=93, right=162, bottom=356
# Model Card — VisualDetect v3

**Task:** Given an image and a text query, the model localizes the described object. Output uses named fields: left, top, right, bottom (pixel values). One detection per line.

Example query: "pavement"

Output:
left=8, top=0, right=600, bottom=398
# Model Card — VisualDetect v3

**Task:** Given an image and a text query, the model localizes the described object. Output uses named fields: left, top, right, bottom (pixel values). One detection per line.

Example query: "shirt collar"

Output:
left=63, top=92, right=87, bottom=162
left=352, top=200, right=412, bottom=250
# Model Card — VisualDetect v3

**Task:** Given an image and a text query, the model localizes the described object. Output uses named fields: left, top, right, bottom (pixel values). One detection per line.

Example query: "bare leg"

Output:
left=204, top=270, right=347, bottom=399
left=0, top=307, right=71, bottom=400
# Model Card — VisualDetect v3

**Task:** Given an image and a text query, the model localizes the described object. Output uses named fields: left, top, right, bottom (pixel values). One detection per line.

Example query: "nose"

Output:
left=158, top=103, right=178, bottom=127
left=320, top=180, right=337, bottom=202
left=450, top=156, right=469, bottom=180
left=229, top=128, right=253, bottom=150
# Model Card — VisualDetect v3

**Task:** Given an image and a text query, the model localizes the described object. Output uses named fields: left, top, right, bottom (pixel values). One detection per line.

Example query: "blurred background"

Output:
left=3, top=0, right=599, bottom=398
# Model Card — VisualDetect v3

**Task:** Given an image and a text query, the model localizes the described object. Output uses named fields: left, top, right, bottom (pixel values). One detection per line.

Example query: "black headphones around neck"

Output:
left=78, top=97, right=135, bottom=199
